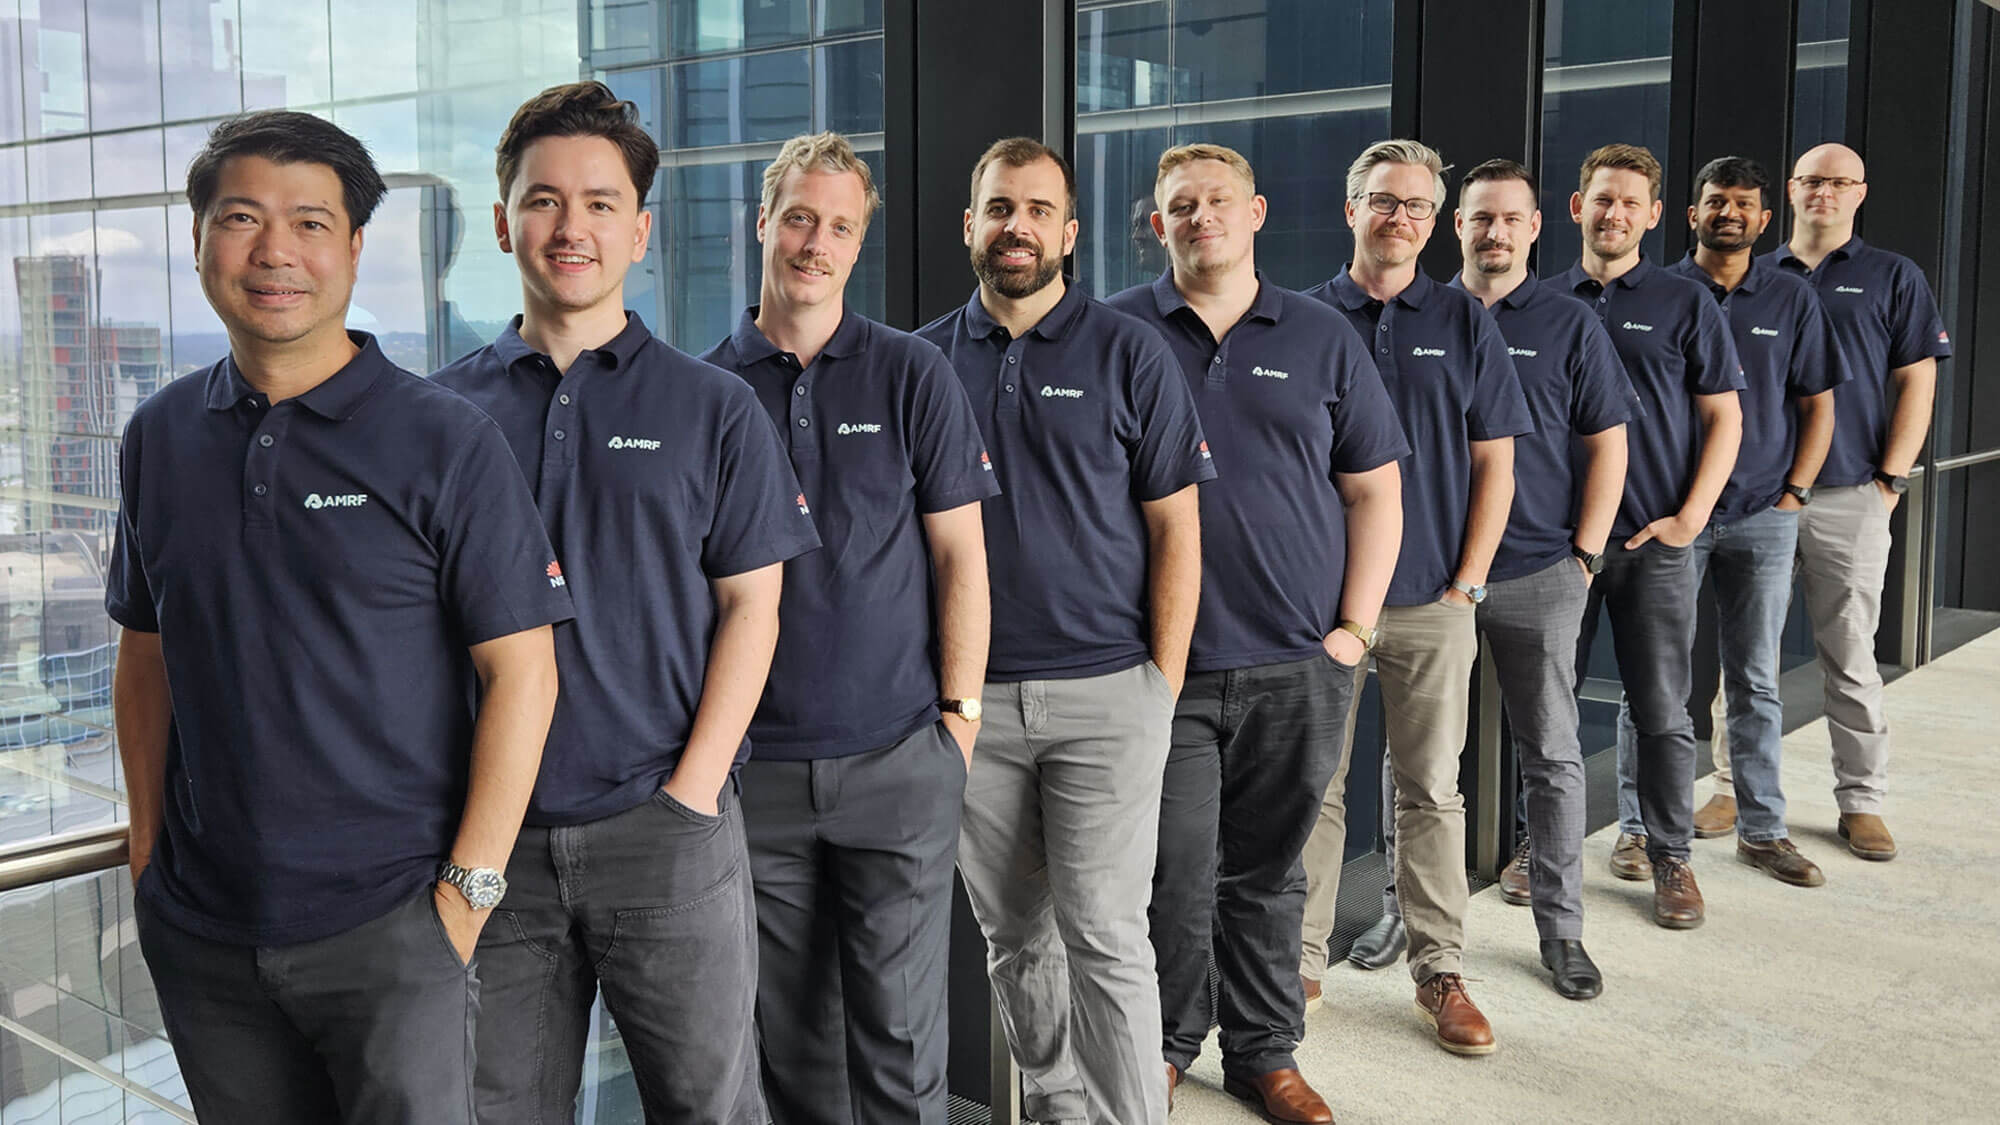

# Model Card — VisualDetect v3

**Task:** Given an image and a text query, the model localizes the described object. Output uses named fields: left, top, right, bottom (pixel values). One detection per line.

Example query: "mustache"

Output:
left=1475, top=239, right=1512, bottom=253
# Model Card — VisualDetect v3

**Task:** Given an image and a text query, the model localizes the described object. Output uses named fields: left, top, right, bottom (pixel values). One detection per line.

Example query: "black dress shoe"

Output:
left=1346, top=912, right=1406, bottom=970
left=1539, top=939, right=1602, bottom=1000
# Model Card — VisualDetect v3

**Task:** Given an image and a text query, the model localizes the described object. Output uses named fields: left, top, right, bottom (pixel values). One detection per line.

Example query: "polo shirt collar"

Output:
left=1774, top=235, right=1862, bottom=271
left=493, top=311, right=653, bottom=373
left=1495, top=272, right=1541, bottom=310
left=1331, top=266, right=1433, bottom=311
left=962, top=279, right=1088, bottom=341
left=1147, top=269, right=1284, bottom=324
left=203, top=331, right=390, bottom=421
left=730, top=305, right=872, bottom=366
left=1567, top=255, right=1656, bottom=294
left=1676, top=250, right=1769, bottom=296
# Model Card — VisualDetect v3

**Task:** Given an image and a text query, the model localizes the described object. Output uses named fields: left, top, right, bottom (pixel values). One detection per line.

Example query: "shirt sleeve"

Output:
left=1887, top=258, right=1952, bottom=366
left=433, top=419, right=576, bottom=646
left=1571, top=315, right=1643, bottom=434
left=1465, top=306, right=1536, bottom=441
left=702, top=384, right=825, bottom=578
left=104, top=419, right=158, bottom=633
left=907, top=345, right=1002, bottom=513
left=1124, top=328, right=1218, bottom=501
left=1685, top=294, right=1747, bottom=395
left=1327, top=333, right=1410, bottom=474
left=1788, top=289, right=1850, bottom=397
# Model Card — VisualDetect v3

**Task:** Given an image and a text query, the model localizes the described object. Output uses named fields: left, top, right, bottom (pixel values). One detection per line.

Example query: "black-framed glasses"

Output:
left=1793, top=176, right=1864, bottom=193
left=1358, top=191, right=1437, bottom=220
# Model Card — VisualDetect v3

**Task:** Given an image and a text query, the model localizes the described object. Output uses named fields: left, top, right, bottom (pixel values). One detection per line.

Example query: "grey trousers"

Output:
left=1796, top=482, right=1896, bottom=814
left=742, top=722, right=966, bottom=1125
left=135, top=885, right=479, bottom=1125
left=1301, top=600, right=1479, bottom=983
left=473, top=783, right=762, bottom=1124
left=957, top=661, right=1176, bottom=1125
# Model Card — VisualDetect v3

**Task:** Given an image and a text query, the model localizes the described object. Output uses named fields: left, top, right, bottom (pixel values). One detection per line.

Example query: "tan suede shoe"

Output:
left=1839, top=813, right=1898, bottom=861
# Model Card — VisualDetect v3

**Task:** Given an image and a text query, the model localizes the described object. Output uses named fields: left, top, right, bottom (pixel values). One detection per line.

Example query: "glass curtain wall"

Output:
left=1791, top=0, right=1850, bottom=156
left=1072, top=0, right=1393, bottom=298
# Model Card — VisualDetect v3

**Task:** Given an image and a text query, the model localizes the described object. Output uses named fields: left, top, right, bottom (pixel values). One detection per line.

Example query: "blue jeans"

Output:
left=1617, top=505, right=1800, bottom=843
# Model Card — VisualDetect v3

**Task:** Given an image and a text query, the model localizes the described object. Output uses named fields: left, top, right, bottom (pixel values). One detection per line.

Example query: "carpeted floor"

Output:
left=1168, top=629, right=2000, bottom=1125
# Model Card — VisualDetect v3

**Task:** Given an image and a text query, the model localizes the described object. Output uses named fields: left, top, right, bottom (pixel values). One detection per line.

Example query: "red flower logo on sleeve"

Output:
left=546, top=560, right=566, bottom=588
left=796, top=493, right=811, bottom=516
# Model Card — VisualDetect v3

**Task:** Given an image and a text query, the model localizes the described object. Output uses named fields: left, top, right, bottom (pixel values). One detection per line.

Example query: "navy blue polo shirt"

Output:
left=1304, top=269, right=1533, bottom=606
left=916, top=284, right=1216, bottom=680
left=1668, top=253, right=1848, bottom=524
left=1106, top=272, right=1407, bottom=672
left=700, top=308, right=998, bottom=760
left=105, top=334, right=574, bottom=946
left=1764, top=236, right=1952, bottom=488
left=1558, top=258, right=1745, bottom=539
left=1451, top=273, right=1641, bottom=581
left=432, top=313, right=820, bottom=825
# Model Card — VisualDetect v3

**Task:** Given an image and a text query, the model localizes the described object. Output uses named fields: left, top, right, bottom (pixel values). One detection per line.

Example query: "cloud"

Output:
left=31, top=226, right=149, bottom=258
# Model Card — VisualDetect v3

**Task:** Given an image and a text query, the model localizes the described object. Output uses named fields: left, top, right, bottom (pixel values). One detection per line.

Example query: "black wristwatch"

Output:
left=1873, top=470, right=1909, bottom=495
left=1571, top=542, right=1606, bottom=575
left=1782, top=483, right=1813, bottom=506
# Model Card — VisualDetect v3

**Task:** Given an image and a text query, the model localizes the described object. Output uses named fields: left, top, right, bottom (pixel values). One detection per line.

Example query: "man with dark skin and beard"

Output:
left=918, top=137, right=1214, bottom=1125
left=1611, top=156, right=1845, bottom=890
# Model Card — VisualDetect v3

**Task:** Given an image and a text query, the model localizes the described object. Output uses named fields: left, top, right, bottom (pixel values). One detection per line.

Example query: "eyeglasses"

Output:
left=1793, top=176, right=1864, bottom=193
left=1358, top=192, right=1437, bottom=221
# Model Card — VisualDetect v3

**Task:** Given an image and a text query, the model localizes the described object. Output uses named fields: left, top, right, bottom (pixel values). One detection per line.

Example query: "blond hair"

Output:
left=1578, top=143, right=1663, bottom=202
left=1345, top=139, right=1448, bottom=206
left=1153, top=143, right=1257, bottom=209
left=761, top=131, right=881, bottom=226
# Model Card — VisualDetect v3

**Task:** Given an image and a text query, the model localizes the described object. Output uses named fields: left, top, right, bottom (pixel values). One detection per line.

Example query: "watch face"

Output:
left=960, top=698, right=982, bottom=723
left=461, top=868, right=506, bottom=910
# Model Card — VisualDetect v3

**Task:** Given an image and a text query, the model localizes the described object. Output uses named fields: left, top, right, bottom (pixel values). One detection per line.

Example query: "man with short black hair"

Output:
left=1743, top=143, right=1950, bottom=862
left=1610, top=155, right=1845, bottom=888
left=1561, top=143, right=1744, bottom=928
left=1453, top=157, right=1635, bottom=998
left=112, top=110, right=570, bottom=1124
left=1111, top=142, right=1403, bottom=1122
left=919, top=136, right=1213, bottom=1125
left=434, top=82, right=821, bottom=1123
left=1298, top=138, right=1534, bottom=1055
left=700, top=130, right=996, bottom=1125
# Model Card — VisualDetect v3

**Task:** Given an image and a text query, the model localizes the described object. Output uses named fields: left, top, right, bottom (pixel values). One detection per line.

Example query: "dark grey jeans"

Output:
left=1577, top=539, right=1700, bottom=861
left=135, top=885, right=479, bottom=1125
left=1151, top=650, right=1357, bottom=1080
left=473, top=781, right=761, bottom=1124
left=741, top=721, right=966, bottom=1125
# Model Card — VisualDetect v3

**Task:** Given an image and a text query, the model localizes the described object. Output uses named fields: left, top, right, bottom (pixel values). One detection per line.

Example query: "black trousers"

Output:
left=1576, top=539, right=1701, bottom=861
left=1149, top=650, right=1358, bottom=1079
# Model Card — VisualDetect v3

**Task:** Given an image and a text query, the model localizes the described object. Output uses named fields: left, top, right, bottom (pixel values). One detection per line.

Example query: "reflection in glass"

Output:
left=162, top=122, right=211, bottom=193
left=160, top=0, right=244, bottom=122
left=817, top=39, right=884, bottom=136
left=24, top=0, right=92, bottom=137
left=820, top=0, right=884, bottom=36
left=92, top=129, right=167, bottom=196
left=0, top=4, right=25, bottom=143
left=331, top=0, right=423, bottom=101
left=672, top=49, right=812, bottom=149
left=240, top=0, right=332, bottom=109
left=350, top=189, right=432, bottom=372
left=1539, top=0, right=1672, bottom=272
left=1792, top=0, right=1850, bottom=155
left=26, top=135, right=94, bottom=203
left=167, top=201, right=227, bottom=373
left=335, top=97, right=422, bottom=176
left=86, top=0, right=165, bottom=131
left=669, top=159, right=759, bottom=353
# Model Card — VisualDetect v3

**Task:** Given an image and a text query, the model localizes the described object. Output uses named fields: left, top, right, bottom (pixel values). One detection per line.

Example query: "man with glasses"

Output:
left=1561, top=143, right=1743, bottom=928
left=1609, top=155, right=1846, bottom=889
left=1729, top=142, right=1950, bottom=862
left=1298, top=139, right=1533, bottom=1056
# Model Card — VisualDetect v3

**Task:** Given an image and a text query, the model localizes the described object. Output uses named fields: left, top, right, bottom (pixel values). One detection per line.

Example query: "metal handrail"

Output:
left=0, top=822, right=128, bottom=892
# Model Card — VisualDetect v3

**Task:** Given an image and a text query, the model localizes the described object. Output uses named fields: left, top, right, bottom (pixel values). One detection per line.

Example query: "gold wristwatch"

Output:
left=1336, top=619, right=1378, bottom=651
left=940, top=698, right=983, bottom=723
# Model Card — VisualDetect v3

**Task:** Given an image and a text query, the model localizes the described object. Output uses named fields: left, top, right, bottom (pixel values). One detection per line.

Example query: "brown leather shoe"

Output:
left=1692, top=794, right=1737, bottom=838
left=1499, top=838, right=1531, bottom=905
left=1414, top=973, right=1496, bottom=1056
left=1167, top=1062, right=1179, bottom=1112
left=1301, top=974, right=1323, bottom=1014
left=1736, top=837, right=1826, bottom=886
left=1652, top=856, right=1705, bottom=929
left=1610, top=832, right=1653, bottom=880
left=1839, top=813, right=1898, bottom=861
left=1221, top=1068, right=1335, bottom=1123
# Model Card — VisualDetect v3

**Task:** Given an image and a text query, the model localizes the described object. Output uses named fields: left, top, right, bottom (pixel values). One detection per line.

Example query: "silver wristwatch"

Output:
left=438, top=861, right=508, bottom=911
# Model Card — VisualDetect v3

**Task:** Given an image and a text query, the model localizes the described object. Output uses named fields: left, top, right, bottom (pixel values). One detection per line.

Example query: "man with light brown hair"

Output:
left=700, top=131, right=997, bottom=1124
left=1110, top=142, right=1404, bottom=1121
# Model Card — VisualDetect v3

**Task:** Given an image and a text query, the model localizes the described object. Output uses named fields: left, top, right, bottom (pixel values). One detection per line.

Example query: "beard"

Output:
left=972, top=234, right=1063, bottom=299
left=1471, top=240, right=1516, bottom=275
left=1695, top=222, right=1756, bottom=252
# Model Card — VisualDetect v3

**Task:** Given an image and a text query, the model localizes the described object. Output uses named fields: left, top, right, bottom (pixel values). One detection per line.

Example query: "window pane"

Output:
left=331, top=0, right=422, bottom=101
left=167, top=201, right=227, bottom=371
left=1792, top=0, right=1850, bottom=155
left=1074, top=0, right=1392, bottom=298
left=0, top=0, right=25, bottom=143
left=92, top=128, right=166, bottom=196
left=161, top=0, right=244, bottom=122
left=240, top=0, right=331, bottom=109
left=672, top=49, right=811, bottom=148
left=667, top=159, right=759, bottom=353
left=86, top=0, right=164, bottom=130
left=818, top=38, right=883, bottom=135
left=335, top=97, right=422, bottom=175
left=674, top=0, right=810, bottom=56
left=820, top=0, right=883, bottom=36
left=24, top=0, right=91, bottom=137
left=1539, top=0, right=1673, bottom=271
left=26, top=136, right=93, bottom=202
left=349, top=188, right=432, bottom=372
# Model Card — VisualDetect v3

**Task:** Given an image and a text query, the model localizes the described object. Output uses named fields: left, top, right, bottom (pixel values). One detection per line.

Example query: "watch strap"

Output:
left=1336, top=619, right=1376, bottom=650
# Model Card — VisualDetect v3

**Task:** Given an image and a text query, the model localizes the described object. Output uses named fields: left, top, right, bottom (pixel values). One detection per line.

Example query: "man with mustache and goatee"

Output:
left=918, top=136, right=1214, bottom=1125
left=1609, top=155, right=1846, bottom=890
left=699, top=131, right=998, bottom=1125
left=1559, top=143, right=1743, bottom=930
left=433, top=83, right=821, bottom=1123
left=1452, top=158, right=1636, bottom=1000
